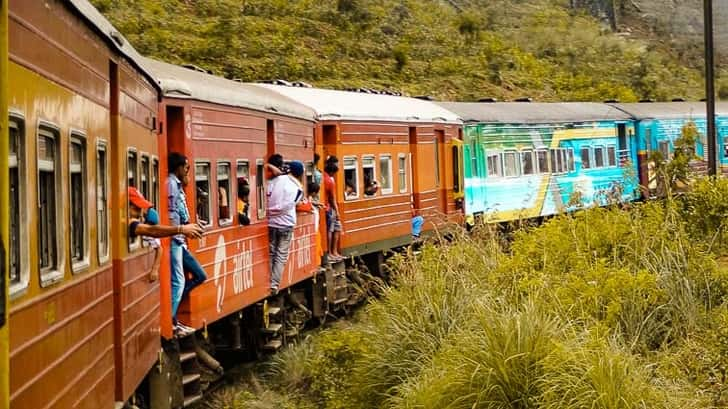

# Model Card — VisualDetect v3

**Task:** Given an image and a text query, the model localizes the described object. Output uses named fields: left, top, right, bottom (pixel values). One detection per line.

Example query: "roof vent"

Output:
left=415, top=95, right=434, bottom=101
left=671, top=98, right=686, bottom=102
left=291, top=81, right=312, bottom=88
left=513, top=97, right=532, bottom=102
left=639, top=98, right=655, bottom=103
left=182, top=64, right=209, bottom=74
left=259, top=79, right=293, bottom=86
left=478, top=98, right=498, bottom=103
left=109, top=30, right=125, bottom=47
left=603, top=99, right=619, bottom=103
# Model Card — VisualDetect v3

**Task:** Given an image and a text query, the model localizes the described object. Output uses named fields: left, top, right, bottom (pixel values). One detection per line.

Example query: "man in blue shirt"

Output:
left=167, top=152, right=207, bottom=336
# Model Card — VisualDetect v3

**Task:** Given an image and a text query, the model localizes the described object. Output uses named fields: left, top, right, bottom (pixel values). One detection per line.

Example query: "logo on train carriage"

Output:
left=213, top=235, right=254, bottom=313
left=286, top=226, right=314, bottom=284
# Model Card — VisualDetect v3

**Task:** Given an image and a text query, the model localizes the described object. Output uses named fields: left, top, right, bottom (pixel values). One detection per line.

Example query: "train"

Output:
left=3, top=1, right=728, bottom=409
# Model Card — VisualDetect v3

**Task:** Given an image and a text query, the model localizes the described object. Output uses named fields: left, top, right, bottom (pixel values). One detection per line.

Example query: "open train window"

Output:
left=580, top=147, right=592, bottom=170
left=237, top=160, right=251, bottom=224
left=38, top=127, right=61, bottom=286
left=607, top=146, right=617, bottom=167
left=398, top=154, right=407, bottom=193
left=521, top=150, right=534, bottom=175
left=195, top=162, right=211, bottom=226
left=140, top=155, right=150, bottom=202
left=567, top=149, right=575, bottom=172
left=217, top=162, right=232, bottom=226
left=362, top=155, right=376, bottom=197
left=97, top=142, right=110, bottom=263
left=70, top=134, right=88, bottom=271
left=344, top=157, right=359, bottom=200
left=487, top=153, right=502, bottom=177
left=128, top=150, right=138, bottom=188
left=503, top=151, right=520, bottom=177
left=376, top=155, right=392, bottom=195
left=256, top=160, right=266, bottom=220
left=9, top=118, right=25, bottom=292
left=536, top=149, right=549, bottom=174
left=558, top=149, right=567, bottom=173
left=594, top=146, right=605, bottom=168
left=152, top=157, right=160, bottom=209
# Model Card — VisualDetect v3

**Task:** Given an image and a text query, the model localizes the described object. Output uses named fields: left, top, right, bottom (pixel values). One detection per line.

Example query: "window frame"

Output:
left=379, top=154, right=393, bottom=194
left=256, top=159, right=266, bottom=220
left=140, top=154, right=150, bottom=202
left=536, top=149, right=549, bottom=174
left=580, top=146, right=592, bottom=170
left=434, top=138, right=441, bottom=187
left=97, top=140, right=110, bottom=264
left=607, top=145, right=617, bottom=167
left=502, top=150, right=520, bottom=178
left=343, top=156, right=360, bottom=201
left=216, top=160, right=233, bottom=227
left=37, top=123, right=63, bottom=287
left=195, top=160, right=213, bottom=227
left=69, top=131, right=89, bottom=273
left=486, top=151, right=503, bottom=178
left=237, top=159, right=251, bottom=223
left=9, top=114, right=29, bottom=297
left=362, top=154, right=377, bottom=197
left=151, top=156, right=160, bottom=210
left=658, top=140, right=670, bottom=160
left=398, top=154, right=408, bottom=193
left=127, top=148, right=141, bottom=250
left=567, top=148, right=575, bottom=172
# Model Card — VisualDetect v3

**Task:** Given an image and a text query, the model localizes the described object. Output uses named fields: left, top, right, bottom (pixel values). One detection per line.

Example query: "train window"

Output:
left=70, top=135, right=88, bottom=271
left=536, top=149, right=549, bottom=174
left=594, top=146, right=605, bottom=168
left=217, top=162, right=233, bottom=226
left=487, top=153, right=502, bottom=177
left=724, top=138, right=728, bottom=158
left=521, top=150, right=534, bottom=175
left=451, top=147, right=460, bottom=193
left=658, top=140, right=670, bottom=160
left=256, top=160, right=266, bottom=220
left=128, top=150, right=138, bottom=188
left=38, top=127, right=61, bottom=285
left=581, top=147, right=592, bottom=170
left=140, top=155, right=150, bottom=201
left=398, top=154, right=407, bottom=193
left=9, top=119, right=23, bottom=288
left=363, top=155, right=376, bottom=197
left=237, top=161, right=251, bottom=224
left=379, top=155, right=393, bottom=194
left=607, top=146, right=617, bottom=167
left=97, top=143, right=110, bottom=263
left=470, top=141, right=478, bottom=178
left=503, top=151, right=520, bottom=177
left=567, top=149, right=575, bottom=172
left=344, top=157, right=359, bottom=200
left=152, top=158, right=160, bottom=209
left=195, top=162, right=212, bottom=226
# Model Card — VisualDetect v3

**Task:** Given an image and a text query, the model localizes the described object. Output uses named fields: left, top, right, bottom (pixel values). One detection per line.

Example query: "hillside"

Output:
left=91, top=0, right=708, bottom=102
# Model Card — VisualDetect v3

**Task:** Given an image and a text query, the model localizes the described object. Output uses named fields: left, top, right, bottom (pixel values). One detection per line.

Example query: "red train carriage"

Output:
left=254, top=85, right=464, bottom=258
left=7, top=1, right=160, bottom=407
left=142, top=58, right=318, bottom=339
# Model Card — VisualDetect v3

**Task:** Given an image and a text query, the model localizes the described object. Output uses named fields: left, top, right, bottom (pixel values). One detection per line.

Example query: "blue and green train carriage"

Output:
left=438, top=102, right=640, bottom=223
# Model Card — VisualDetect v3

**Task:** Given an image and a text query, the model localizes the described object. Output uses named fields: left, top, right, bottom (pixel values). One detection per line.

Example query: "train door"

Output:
left=408, top=126, right=419, bottom=210
left=451, top=138, right=464, bottom=209
left=0, top=0, right=8, bottom=406
left=435, top=129, right=447, bottom=213
left=617, top=123, right=627, bottom=164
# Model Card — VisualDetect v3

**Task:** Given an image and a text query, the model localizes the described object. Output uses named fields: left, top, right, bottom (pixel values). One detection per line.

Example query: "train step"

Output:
left=267, top=306, right=281, bottom=316
left=284, top=327, right=299, bottom=338
left=263, top=339, right=283, bottom=352
left=332, top=297, right=349, bottom=305
left=182, top=393, right=203, bottom=408
left=262, top=323, right=283, bottom=334
left=179, top=351, right=196, bottom=363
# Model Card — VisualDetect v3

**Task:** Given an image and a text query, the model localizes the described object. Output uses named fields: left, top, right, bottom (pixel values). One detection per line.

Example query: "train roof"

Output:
left=67, top=0, right=160, bottom=92
left=609, top=102, right=728, bottom=119
left=436, top=102, right=633, bottom=124
left=254, top=84, right=461, bottom=124
left=141, top=58, right=317, bottom=122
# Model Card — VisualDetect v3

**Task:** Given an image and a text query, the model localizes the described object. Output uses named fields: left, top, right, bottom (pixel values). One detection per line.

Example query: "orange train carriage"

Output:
left=7, top=0, right=161, bottom=407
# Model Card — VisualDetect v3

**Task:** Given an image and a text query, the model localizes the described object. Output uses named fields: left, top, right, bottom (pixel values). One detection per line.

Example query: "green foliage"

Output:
left=91, top=0, right=706, bottom=101
left=649, top=121, right=701, bottom=197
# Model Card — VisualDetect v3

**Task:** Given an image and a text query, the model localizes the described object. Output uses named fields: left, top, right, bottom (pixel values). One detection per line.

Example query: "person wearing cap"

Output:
left=266, top=155, right=304, bottom=294
left=128, top=187, right=203, bottom=284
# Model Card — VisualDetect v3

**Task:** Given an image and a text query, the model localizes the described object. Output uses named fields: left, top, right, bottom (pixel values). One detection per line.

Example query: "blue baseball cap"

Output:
left=288, top=160, right=305, bottom=177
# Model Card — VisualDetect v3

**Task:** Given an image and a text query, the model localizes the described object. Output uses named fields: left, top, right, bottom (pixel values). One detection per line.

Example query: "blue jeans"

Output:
left=170, top=241, right=207, bottom=321
left=269, top=227, right=293, bottom=288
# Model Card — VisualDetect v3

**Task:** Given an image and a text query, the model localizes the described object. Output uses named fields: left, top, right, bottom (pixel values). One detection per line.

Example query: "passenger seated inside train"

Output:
left=237, top=177, right=251, bottom=226
left=364, top=177, right=379, bottom=196
left=345, top=182, right=356, bottom=199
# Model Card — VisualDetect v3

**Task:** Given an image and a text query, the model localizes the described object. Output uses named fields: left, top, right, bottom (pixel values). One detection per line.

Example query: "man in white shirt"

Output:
left=266, top=154, right=304, bottom=294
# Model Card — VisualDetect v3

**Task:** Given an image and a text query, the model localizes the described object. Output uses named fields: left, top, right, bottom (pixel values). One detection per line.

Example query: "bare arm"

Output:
left=134, top=223, right=203, bottom=239
left=149, top=246, right=161, bottom=282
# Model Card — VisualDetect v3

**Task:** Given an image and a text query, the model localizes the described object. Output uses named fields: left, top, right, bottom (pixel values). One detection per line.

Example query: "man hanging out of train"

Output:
left=127, top=186, right=204, bottom=284
left=324, top=157, right=344, bottom=261
left=266, top=154, right=304, bottom=295
left=167, top=152, right=208, bottom=336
